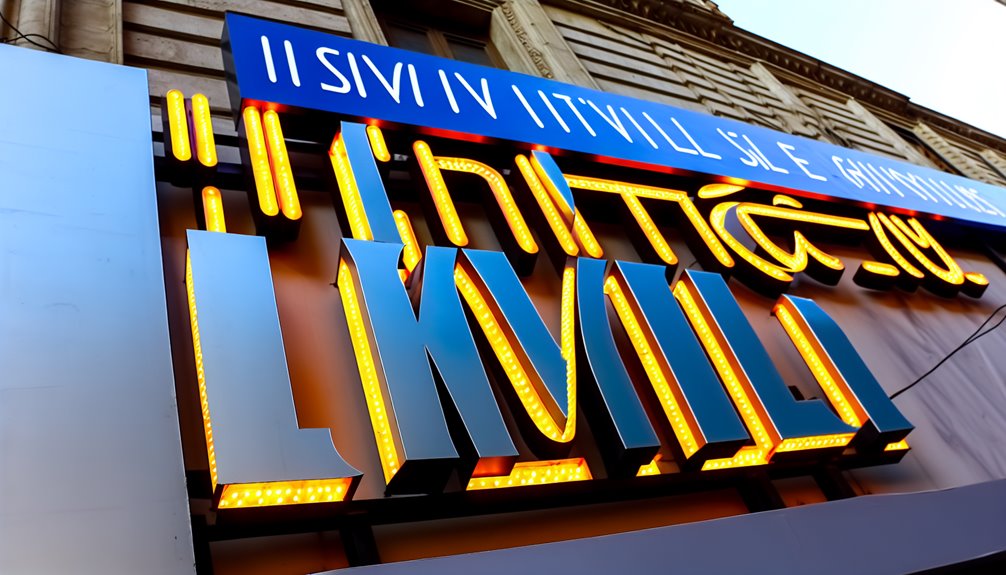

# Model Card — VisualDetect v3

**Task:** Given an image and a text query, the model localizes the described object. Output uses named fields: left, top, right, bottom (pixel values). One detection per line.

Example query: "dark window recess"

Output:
left=444, top=34, right=497, bottom=67
left=889, top=125, right=964, bottom=176
left=381, top=20, right=504, bottom=68
left=384, top=23, right=438, bottom=56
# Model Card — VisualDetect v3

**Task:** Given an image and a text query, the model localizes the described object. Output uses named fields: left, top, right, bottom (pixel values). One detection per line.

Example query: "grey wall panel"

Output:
left=317, top=478, right=1006, bottom=575
left=0, top=45, right=195, bottom=574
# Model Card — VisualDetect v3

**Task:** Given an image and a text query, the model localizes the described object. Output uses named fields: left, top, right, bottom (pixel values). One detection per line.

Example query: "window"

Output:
left=382, top=20, right=503, bottom=68
left=376, top=4, right=504, bottom=68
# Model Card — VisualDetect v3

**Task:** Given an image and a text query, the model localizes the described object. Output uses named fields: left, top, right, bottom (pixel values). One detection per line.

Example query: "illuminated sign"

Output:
left=222, top=13, right=1006, bottom=230
left=161, top=14, right=1006, bottom=512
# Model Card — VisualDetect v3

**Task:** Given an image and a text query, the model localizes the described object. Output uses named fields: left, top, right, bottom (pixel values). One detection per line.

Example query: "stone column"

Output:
left=58, top=0, right=121, bottom=63
left=12, top=0, right=60, bottom=51
left=980, top=149, right=1006, bottom=181
left=491, top=0, right=598, bottom=86
left=846, top=98, right=936, bottom=167
left=914, top=122, right=995, bottom=182
left=342, top=0, right=388, bottom=45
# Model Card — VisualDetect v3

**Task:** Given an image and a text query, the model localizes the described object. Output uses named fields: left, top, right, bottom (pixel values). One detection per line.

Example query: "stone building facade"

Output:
left=2, top=1, right=1006, bottom=574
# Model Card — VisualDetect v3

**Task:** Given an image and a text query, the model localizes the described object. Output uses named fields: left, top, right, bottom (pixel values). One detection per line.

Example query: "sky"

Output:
left=711, top=0, right=1006, bottom=139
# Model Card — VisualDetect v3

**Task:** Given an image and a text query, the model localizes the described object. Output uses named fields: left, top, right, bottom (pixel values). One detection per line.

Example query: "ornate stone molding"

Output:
left=495, top=0, right=597, bottom=87
left=457, top=0, right=508, bottom=11
left=846, top=98, right=934, bottom=166
left=913, top=122, right=993, bottom=183
left=904, top=106, right=1006, bottom=153
left=342, top=0, right=389, bottom=45
left=500, top=2, right=554, bottom=78
left=980, top=149, right=1006, bottom=179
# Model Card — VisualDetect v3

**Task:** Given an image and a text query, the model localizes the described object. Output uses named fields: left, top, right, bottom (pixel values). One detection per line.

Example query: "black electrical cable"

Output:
left=0, top=10, right=59, bottom=52
left=889, top=303, right=1006, bottom=399
left=1, top=33, right=55, bottom=46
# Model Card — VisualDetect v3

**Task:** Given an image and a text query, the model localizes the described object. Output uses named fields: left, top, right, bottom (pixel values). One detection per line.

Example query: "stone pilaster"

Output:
left=11, top=0, right=60, bottom=52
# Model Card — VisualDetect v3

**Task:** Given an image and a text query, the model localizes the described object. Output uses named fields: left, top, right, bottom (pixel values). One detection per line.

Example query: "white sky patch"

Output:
left=713, top=0, right=1006, bottom=139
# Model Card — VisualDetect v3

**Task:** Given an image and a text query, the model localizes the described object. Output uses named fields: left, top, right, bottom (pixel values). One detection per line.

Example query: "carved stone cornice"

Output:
left=902, top=104, right=1006, bottom=152
left=590, top=0, right=730, bottom=23
left=500, top=2, right=554, bottom=78
left=544, top=0, right=1006, bottom=151
left=458, top=0, right=509, bottom=10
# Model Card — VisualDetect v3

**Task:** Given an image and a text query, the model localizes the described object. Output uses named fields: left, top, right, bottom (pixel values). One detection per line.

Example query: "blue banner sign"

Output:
left=223, top=13, right=1006, bottom=230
